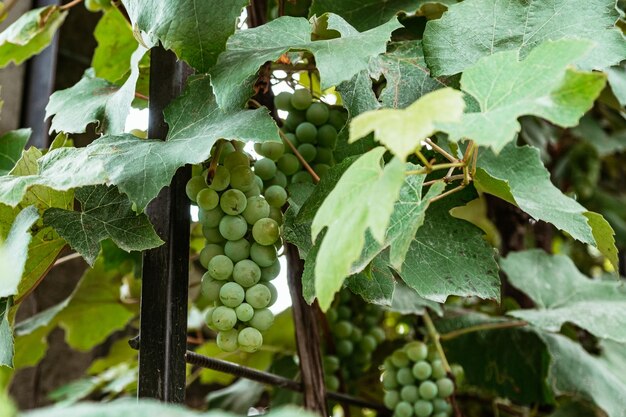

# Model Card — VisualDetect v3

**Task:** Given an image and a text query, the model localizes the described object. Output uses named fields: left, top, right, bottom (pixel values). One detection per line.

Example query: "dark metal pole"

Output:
left=138, top=45, right=192, bottom=403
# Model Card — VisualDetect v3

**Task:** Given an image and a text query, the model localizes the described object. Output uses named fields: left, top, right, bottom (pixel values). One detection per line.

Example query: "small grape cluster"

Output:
left=253, top=88, right=347, bottom=184
left=382, top=342, right=461, bottom=417
left=186, top=141, right=285, bottom=353
left=323, top=290, right=386, bottom=391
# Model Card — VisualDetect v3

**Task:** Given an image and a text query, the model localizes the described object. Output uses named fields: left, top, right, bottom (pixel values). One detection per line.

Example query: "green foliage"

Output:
left=91, top=8, right=137, bottom=83
left=0, top=205, right=37, bottom=298
left=0, top=129, right=30, bottom=175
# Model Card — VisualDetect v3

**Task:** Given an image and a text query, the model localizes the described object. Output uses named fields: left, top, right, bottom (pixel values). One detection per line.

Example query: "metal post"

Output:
left=138, top=45, right=192, bottom=402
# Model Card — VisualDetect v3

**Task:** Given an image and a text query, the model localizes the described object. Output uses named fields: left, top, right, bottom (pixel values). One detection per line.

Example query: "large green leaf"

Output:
left=91, top=8, right=137, bottom=83
left=210, top=14, right=401, bottom=109
left=46, top=46, right=147, bottom=135
left=0, top=76, right=281, bottom=211
left=442, top=40, right=605, bottom=151
left=0, top=6, right=67, bottom=68
left=122, top=0, right=248, bottom=73
left=606, top=62, right=626, bottom=107
left=345, top=255, right=395, bottom=306
left=0, top=299, right=13, bottom=368
left=0, top=205, right=37, bottom=298
left=398, top=187, right=500, bottom=303
left=0, top=128, right=29, bottom=175
left=423, top=0, right=626, bottom=77
left=311, top=147, right=405, bottom=310
left=44, top=185, right=163, bottom=266
left=350, top=87, right=465, bottom=160
left=502, top=250, right=626, bottom=343
left=476, top=143, right=618, bottom=268
left=390, top=280, right=442, bottom=315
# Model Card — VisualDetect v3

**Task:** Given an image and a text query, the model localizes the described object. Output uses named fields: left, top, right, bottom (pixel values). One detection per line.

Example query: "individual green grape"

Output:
left=216, top=329, right=239, bottom=352
left=260, top=259, right=281, bottom=281
left=224, top=238, right=250, bottom=262
left=382, top=370, right=398, bottom=389
left=292, top=171, right=313, bottom=183
left=337, top=305, right=351, bottom=319
left=305, top=102, right=330, bottom=126
left=317, top=124, right=338, bottom=148
left=284, top=111, right=306, bottom=132
left=268, top=206, right=284, bottom=225
left=209, top=165, right=230, bottom=191
left=433, top=413, right=449, bottom=417
left=329, top=109, right=348, bottom=131
left=242, top=196, right=271, bottom=225
left=419, top=380, right=438, bottom=400
left=199, top=244, right=224, bottom=268
left=369, top=327, right=386, bottom=344
left=436, top=378, right=454, bottom=398
left=224, top=151, right=249, bottom=171
left=297, top=143, right=317, bottom=162
left=431, top=360, right=446, bottom=379
left=314, top=147, right=334, bottom=164
left=230, top=166, right=256, bottom=191
left=406, top=341, right=429, bottom=362
left=432, top=399, right=452, bottom=414
left=291, top=89, right=312, bottom=110
left=324, top=355, right=340, bottom=373
left=277, top=154, right=301, bottom=176
left=233, top=259, right=262, bottom=287
left=336, top=340, right=354, bottom=357
left=84, top=0, right=103, bottom=12
left=295, top=122, right=317, bottom=144
left=412, top=361, right=432, bottom=380
left=326, top=308, right=338, bottom=323
left=199, top=207, right=224, bottom=228
left=274, top=91, right=293, bottom=111
left=254, top=142, right=264, bottom=155
left=219, top=215, right=248, bottom=241
left=204, top=307, right=216, bottom=329
left=207, top=255, right=233, bottom=280
left=397, top=368, right=415, bottom=385
left=265, top=281, right=278, bottom=306
left=351, top=327, right=364, bottom=343
left=238, top=327, right=263, bottom=353
left=200, top=273, right=224, bottom=302
left=414, top=400, right=434, bottom=417
left=400, top=385, right=419, bottom=403
left=383, top=390, right=400, bottom=409
left=261, top=141, right=285, bottom=161
left=219, top=141, right=236, bottom=161
left=250, top=243, right=277, bottom=267
left=264, top=170, right=288, bottom=189
left=249, top=308, right=274, bottom=331
left=254, top=158, right=277, bottom=180
left=282, top=133, right=299, bottom=151
left=333, top=321, right=353, bottom=339
left=313, top=164, right=331, bottom=177
left=203, top=226, right=226, bottom=244
left=219, top=282, right=245, bottom=307
left=252, top=218, right=280, bottom=246
left=196, top=188, right=219, bottom=211
left=186, top=175, right=207, bottom=202
left=265, top=185, right=288, bottom=208
left=361, top=335, right=377, bottom=352
left=235, top=303, right=254, bottom=322
left=391, top=350, right=410, bottom=368
left=395, top=401, right=414, bottom=417
left=245, top=283, right=271, bottom=309
left=212, top=306, right=237, bottom=331
left=325, top=375, right=340, bottom=391
left=245, top=185, right=261, bottom=198
left=220, top=189, right=247, bottom=215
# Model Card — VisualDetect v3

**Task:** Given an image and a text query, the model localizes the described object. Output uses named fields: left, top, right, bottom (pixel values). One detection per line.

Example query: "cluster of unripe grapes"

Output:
left=252, top=88, right=347, bottom=184
left=186, top=140, right=286, bottom=353
left=323, top=290, right=386, bottom=391
left=382, top=342, right=462, bottom=417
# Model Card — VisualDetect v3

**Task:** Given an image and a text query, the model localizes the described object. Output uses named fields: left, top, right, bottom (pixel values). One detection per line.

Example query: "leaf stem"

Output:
left=14, top=247, right=75, bottom=305
left=430, top=184, right=466, bottom=203
left=414, top=150, right=433, bottom=170
left=406, top=162, right=465, bottom=176
left=439, top=320, right=528, bottom=341
left=59, top=0, right=82, bottom=10
left=424, top=138, right=456, bottom=162
left=279, top=129, right=320, bottom=183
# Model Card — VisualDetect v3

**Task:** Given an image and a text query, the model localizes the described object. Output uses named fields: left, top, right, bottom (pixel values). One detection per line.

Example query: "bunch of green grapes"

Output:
left=186, top=141, right=283, bottom=353
left=253, top=88, right=347, bottom=186
left=382, top=342, right=463, bottom=417
left=322, top=290, right=386, bottom=391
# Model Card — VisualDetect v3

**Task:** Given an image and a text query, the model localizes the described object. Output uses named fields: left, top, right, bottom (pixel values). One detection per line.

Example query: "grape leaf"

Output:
left=309, top=0, right=458, bottom=31
left=502, top=250, right=626, bottom=343
left=46, top=46, right=147, bottom=135
left=398, top=187, right=500, bottom=303
left=390, top=280, right=442, bottom=316
left=350, top=87, right=464, bottom=160
left=0, top=128, right=29, bottom=175
left=210, top=13, right=401, bottom=109
left=0, top=76, right=281, bottom=211
left=91, top=8, right=137, bottom=83
left=122, top=0, right=248, bottom=73
left=0, top=205, right=37, bottom=298
left=311, top=147, right=405, bottom=310
left=606, top=63, right=626, bottom=107
left=44, top=185, right=163, bottom=266
left=476, top=143, right=618, bottom=269
left=345, top=255, right=395, bottom=306
left=0, top=6, right=67, bottom=68
left=441, top=40, right=606, bottom=151
left=423, top=0, right=626, bottom=77
left=0, top=299, right=12, bottom=368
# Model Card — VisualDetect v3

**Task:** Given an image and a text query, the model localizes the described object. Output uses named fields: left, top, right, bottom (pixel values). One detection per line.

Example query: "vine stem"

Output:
left=206, top=140, right=225, bottom=182
left=406, top=162, right=465, bottom=176
left=439, top=320, right=528, bottom=341
left=278, top=129, right=321, bottom=183
left=424, top=138, right=456, bottom=162
left=59, top=0, right=83, bottom=10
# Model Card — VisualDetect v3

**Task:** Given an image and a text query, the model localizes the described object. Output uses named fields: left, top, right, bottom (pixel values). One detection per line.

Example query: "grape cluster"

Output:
left=186, top=141, right=282, bottom=353
left=323, top=290, right=386, bottom=391
left=382, top=342, right=462, bottom=417
left=253, top=89, right=347, bottom=185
